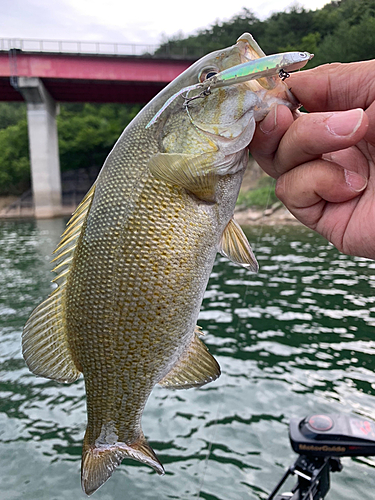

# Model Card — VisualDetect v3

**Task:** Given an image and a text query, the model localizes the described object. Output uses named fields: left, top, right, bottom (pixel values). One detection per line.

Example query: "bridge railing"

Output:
left=0, top=38, right=200, bottom=59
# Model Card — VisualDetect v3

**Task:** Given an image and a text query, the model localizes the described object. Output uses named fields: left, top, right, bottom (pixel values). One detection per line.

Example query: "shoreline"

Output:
left=234, top=203, right=302, bottom=226
left=0, top=201, right=301, bottom=226
left=0, top=186, right=302, bottom=226
left=0, top=160, right=298, bottom=224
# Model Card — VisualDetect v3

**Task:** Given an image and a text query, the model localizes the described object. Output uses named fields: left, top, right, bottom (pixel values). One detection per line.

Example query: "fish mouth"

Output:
left=234, top=33, right=279, bottom=91
left=236, top=33, right=265, bottom=64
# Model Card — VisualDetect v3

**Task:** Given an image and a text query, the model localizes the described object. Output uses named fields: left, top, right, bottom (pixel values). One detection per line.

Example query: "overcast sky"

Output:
left=1, top=0, right=331, bottom=47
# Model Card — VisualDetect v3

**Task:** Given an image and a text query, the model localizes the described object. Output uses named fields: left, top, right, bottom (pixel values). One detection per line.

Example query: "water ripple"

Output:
left=1, top=222, right=375, bottom=499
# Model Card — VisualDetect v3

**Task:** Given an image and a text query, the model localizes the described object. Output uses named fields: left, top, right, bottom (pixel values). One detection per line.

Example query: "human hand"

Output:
left=249, top=61, right=375, bottom=259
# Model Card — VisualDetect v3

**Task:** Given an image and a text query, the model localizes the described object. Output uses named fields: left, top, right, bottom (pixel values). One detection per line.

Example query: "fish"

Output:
left=22, top=33, right=311, bottom=496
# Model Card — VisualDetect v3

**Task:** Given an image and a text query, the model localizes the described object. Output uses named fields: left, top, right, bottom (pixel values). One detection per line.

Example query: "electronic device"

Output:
left=290, top=414, right=375, bottom=457
left=267, top=414, right=375, bottom=500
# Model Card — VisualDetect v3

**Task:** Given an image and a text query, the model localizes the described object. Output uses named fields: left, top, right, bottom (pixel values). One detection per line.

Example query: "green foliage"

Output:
left=258, top=6, right=315, bottom=53
left=57, top=103, right=141, bottom=172
left=156, top=8, right=264, bottom=57
left=0, top=120, right=30, bottom=195
left=0, top=103, right=140, bottom=194
left=237, top=187, right=278, bottom=209
left=0, top=103, right=26, bottom=130
left=313, top=15, right=375, bottom=64
left=2, top=0, right=375, bottom=195
left=156, top=0, right=375, bottom=67
left=237, top=177, right=278, bottom=209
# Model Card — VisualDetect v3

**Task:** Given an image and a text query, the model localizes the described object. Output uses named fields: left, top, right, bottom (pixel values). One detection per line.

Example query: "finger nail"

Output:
left=326, top=109, right=364, bottom=137
left=260, top=105, right=278, bottom=134
left=344, top=169, right=368, bottom=192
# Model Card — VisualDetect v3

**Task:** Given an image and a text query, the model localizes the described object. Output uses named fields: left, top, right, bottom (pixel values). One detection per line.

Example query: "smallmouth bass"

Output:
left=22, top=33, right=310, bottom=495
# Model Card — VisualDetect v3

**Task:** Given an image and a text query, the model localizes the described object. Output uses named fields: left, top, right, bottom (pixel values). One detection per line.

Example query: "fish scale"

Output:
left=67, top=135, right=220, bottom=433
left=22, top=32, right=311, bottom=496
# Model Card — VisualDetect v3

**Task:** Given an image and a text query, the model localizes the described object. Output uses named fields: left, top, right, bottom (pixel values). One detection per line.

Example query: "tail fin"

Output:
left=81, top=432, right=165, bottom=496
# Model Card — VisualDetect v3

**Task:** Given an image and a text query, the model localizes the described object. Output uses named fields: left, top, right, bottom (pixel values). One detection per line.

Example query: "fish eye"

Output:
left=198, top=67, right=219, bottom=83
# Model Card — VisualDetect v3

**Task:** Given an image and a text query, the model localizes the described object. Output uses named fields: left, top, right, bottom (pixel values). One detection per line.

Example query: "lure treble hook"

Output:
left=182, top=86, right=212, bottom=108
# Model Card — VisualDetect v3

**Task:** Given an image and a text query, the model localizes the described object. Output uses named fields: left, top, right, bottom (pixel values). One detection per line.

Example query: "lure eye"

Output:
left=198, top=67, right=219, bottom=83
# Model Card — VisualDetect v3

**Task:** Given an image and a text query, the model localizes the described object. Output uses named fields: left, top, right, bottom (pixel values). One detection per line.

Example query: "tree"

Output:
left=258, top=6, right=315, bottom=54
left=0, top=102, right=26, bottom=129
left=57, top=103, right=141, bottom=173
left=2, top=0, right=375, bottom=195
left=0, top=103, right=141, bottom=195
left=155, top=8, right=263, bottom=58
left=0, top=120, right=30, bottom=195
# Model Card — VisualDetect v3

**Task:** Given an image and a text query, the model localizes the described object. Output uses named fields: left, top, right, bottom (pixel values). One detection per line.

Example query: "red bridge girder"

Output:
left=0, top=51, right=195, bottom=103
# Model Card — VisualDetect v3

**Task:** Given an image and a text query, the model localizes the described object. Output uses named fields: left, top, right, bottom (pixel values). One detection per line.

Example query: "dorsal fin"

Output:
left=51, top=184, right=96, bottom=274
left=22, top=184, right=96, bottom=383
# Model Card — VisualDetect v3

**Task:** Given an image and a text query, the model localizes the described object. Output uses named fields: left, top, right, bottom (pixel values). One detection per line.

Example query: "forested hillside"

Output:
left=157, top=0, right=375, bottom=64
left=1, top=0, right=374, bottom=195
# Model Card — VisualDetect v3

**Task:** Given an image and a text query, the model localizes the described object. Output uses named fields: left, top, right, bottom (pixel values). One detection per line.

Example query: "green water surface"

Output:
left=1, top=219, right=375, bottom=499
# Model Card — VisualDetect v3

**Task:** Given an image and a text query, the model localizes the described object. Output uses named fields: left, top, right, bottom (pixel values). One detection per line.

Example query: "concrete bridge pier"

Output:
left=18, top=77, right=62, bottom=218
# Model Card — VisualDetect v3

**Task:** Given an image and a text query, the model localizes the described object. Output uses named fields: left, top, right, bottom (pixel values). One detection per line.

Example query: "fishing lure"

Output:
left=146, top=51, right=313, bottom=129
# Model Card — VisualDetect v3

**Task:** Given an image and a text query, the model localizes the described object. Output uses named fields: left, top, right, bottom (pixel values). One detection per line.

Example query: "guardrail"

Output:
left=0, top=38, right=199, bottom=59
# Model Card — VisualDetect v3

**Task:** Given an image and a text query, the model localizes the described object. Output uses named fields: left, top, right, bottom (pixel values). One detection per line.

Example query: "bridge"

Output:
left=0, top=38, right=197, bottom=218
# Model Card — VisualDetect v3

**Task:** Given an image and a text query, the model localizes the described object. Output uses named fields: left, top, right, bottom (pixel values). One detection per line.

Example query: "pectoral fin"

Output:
left=148, top=153, right=218, bottom=202
left=219, top=217, right=258, bottom=272
left=158, top=328, right=220, bottom=389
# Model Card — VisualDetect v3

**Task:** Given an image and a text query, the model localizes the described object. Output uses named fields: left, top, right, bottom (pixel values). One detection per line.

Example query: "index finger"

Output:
left=288, top=60, right=375, bottom=112
left=250, top=106, right=369, bottom=179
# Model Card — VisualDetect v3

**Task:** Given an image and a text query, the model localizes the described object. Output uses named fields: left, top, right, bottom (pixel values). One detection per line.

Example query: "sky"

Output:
left=1, top=0, right=331, bottom=47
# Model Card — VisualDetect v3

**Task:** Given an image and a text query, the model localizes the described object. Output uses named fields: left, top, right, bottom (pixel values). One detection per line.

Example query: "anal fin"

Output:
left=81, top=431, right=164, bottom=496
left=158, top=328, right=220, bottom=389
left=219, top=217, right=258, bottom=272
left=148, top=152, right=218, bottom=202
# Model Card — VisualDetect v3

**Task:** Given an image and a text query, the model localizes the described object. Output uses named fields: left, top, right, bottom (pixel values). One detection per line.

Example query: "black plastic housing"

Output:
left=289, top=414, right=375, bottom=457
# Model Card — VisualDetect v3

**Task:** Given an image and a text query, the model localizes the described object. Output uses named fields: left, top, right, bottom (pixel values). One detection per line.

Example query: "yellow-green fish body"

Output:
left=23, top=33, right=302, bottom=496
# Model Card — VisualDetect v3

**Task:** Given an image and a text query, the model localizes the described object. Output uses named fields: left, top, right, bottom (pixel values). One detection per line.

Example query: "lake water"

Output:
left=1, top=219, right=375, bottom=500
